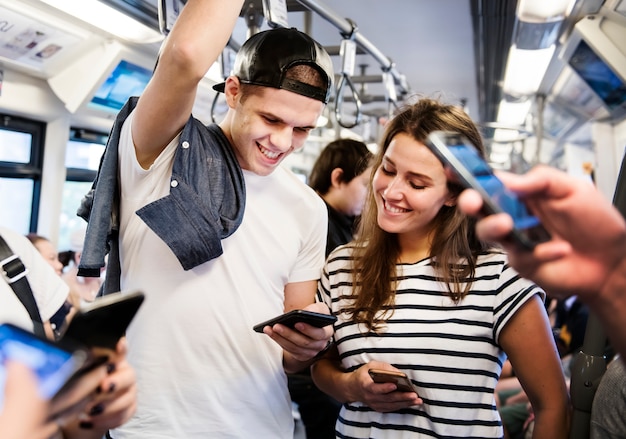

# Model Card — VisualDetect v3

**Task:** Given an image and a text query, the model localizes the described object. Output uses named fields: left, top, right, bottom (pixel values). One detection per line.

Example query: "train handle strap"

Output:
left=0, top=234, right=45, bottom=338
left=335, top=73, right=362, bottom=129
left=335, top=31, right=362, bottom=129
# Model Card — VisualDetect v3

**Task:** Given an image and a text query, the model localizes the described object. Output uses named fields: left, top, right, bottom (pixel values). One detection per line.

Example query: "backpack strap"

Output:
left=0, top=234, right=46, bottom=338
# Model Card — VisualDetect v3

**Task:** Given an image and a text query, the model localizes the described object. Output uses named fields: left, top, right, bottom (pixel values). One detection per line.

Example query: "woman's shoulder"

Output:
left=324, top=243, right=357, bottom=270
left=476, top=248, right=509, bottom=264
left=328, top=242, right=357, bottom=258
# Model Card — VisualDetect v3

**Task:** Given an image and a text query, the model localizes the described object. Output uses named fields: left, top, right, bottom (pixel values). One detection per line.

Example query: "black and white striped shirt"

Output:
left=318, top=246, right=544, bottom=439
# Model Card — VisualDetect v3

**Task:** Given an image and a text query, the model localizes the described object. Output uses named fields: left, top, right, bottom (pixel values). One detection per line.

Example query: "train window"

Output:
left=65, top=138, right=106, bottom=171
left=0, top=115, right=44, bottom=235
left=58, top=129, right=107, bottom=251
left=0, top=130, right=33, bottom=163
left=0, top=178, right=36, bottom=235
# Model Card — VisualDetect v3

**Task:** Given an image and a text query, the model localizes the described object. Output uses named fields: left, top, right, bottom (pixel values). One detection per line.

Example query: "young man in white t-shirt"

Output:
left=77, top=1, right=335, bottom=437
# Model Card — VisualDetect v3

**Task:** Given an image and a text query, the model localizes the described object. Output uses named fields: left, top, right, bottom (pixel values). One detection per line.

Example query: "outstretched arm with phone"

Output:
left=457, top=164, right=626, bottom=359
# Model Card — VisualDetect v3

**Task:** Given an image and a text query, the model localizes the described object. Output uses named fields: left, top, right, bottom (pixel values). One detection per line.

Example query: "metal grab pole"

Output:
left=292, top=0, right=410, bottom=96
left=568, top=312, right=607, bottom=439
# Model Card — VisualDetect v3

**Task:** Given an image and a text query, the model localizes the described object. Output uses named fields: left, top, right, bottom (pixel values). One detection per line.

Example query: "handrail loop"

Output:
left=335, top=74, right=362, bottom=128
left=335, top=19, right=362, bottom=129
left=210, top=91, right=222, bottom=124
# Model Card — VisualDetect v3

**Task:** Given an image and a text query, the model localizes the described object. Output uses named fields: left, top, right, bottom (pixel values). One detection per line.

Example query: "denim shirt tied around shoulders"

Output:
left=77, top=97, right=245, bottom=295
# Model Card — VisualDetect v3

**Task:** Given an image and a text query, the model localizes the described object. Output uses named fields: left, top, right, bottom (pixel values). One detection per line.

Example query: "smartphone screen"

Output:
left=0, top=324, right=85, bottom=406
left=426, top=131, right=550, bottom=249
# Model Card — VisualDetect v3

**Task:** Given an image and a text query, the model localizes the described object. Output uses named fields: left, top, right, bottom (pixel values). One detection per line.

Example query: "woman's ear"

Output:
left=330, top=168, right=344, bottom=188
left=444, top=191, right=458, bottom=207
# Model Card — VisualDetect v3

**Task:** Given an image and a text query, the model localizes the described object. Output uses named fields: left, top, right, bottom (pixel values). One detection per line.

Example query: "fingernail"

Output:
left=79, top=421, right=93, bottom=429
left=89, top=403, right=104, bottom=416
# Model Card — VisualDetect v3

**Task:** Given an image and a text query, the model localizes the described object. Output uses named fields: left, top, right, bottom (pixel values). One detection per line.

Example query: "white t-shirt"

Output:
left=0, top=227, right=68, bottom=332
left=112, top=112, right=327, bottom=439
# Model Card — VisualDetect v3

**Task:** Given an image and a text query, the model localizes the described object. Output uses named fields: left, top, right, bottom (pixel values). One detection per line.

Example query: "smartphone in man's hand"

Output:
left=253, top=309, right=336, bottom=333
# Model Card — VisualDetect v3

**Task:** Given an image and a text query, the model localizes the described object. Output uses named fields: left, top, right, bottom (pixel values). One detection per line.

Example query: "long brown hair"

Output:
left=346, top=97, right=489, bottom=330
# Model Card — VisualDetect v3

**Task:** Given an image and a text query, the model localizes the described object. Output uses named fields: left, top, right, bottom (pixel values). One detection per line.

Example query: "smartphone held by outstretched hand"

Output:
left=425, top=130, right=551, bottom=249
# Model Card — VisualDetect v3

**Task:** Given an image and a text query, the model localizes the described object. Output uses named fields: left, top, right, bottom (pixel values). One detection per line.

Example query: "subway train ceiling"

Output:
left=2, top=0, right=623, bottom=166
left=93, top=0, right=612, bottom=124
left=114, top=0, right=493, bottom=120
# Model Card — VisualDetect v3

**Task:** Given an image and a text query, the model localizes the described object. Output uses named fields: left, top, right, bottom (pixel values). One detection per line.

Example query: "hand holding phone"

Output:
left=368, top=368, right=418, bottom=394
left=253, top=310, right=337, bottom=333
left=425, top=130, right=550, bottom=249
left=0, top=323, right=88, bottom=406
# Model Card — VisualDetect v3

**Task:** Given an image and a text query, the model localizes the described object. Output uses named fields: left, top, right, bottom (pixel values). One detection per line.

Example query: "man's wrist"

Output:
left=311, top=339, right=333, bottom=362
left=597, top=257, right=626, bottom=309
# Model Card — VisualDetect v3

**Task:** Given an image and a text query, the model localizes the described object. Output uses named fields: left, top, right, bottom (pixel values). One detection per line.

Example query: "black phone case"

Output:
left=61, top=290, right=145, bottom=350
left=253, top=310, right=337, bottom=333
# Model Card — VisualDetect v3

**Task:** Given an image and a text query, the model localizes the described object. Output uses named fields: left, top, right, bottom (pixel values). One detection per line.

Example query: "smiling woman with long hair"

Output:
left=310, top=97, right=570, bottom=439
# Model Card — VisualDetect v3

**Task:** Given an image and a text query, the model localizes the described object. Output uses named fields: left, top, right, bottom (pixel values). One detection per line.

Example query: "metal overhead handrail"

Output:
left=293, top=0, right=410, bottom=97
left=210, top=90, right=223, bottom=124
left=209, top=0, right=410, bottom=125
left=210, top=38, right=241, bottom=123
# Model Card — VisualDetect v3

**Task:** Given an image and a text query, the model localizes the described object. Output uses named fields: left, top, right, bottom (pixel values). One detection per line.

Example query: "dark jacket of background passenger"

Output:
left=325, top=202, right=357, bottom=257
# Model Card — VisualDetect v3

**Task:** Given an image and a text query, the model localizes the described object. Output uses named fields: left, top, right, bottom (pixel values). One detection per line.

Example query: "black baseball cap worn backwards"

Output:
left=213, top=27, right=334, bottom=104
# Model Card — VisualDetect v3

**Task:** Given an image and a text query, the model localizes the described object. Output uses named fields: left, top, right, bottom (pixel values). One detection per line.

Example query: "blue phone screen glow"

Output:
left=449, top=144, right=541, bottom=229
left=0, top=324, right=78, bottom=408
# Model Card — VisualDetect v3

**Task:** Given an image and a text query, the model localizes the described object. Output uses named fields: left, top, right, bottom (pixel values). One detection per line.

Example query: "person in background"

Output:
left=311, top=98, right=570, bottom=438
left=289, top=138, right=374, bottom=438
left=26, top=233, right=77, bottom=337
left=1, top=226, right=136, bottom=438
left=26, top=233, right=63, bottom=276
left=590, top=354, right=626, bottom=439
left=308, top=138, right=374, bottom=257
left=552, top=295, right=591, bottom=359
left=77, top=0, right=334, bottom=437
left=62, top=226, right=102, bottom=305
